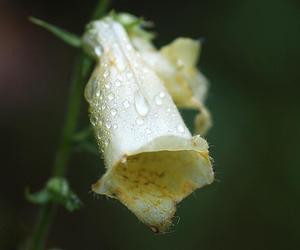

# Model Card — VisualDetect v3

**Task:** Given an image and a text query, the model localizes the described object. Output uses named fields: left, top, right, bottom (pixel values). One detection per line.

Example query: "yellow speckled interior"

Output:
left=93, top=149, right=212, bottom=232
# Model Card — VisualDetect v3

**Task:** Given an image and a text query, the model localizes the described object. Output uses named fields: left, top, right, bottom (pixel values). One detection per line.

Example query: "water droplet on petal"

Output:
left=159, top=91, right=166, bottom=98
left=105, top=83, right=111, bottom=89
left=107, top=93, right=114, bottom=101
left=110, top=109, right=117, bottom=116
left=105, top=122, right=111, bottom=129
left=103, top=71, right=109, bottom=78
left=177, top=124, right=185, bottom=133
left=113, top=123, right=118, bottom=129
left=134, top=91, right=150, bottom=116
left=115, top=79, right=121, bottom=87
left=136, top=117, right=144, bottom=125
left=176, top=59, right=184, bottom=68
left=90, top=116, right=98, bottom=126
left=126, top=72, right=133, bottom=79
left=154, top=95, right=163, bottom=106
left=123, top=100, right=130, bottom=108
left=95, top=47, right=102, bottom=57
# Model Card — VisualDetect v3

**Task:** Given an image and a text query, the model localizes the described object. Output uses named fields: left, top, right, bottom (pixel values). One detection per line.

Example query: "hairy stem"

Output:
left=28, top=1, right=110, bottom=250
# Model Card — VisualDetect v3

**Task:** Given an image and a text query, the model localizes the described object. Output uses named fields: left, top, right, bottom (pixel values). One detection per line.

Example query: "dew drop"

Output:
left=95, top=47, right=102, bottom=57
left=167, top=107, right=171, bottom=113
left=90, top=116, right=98, bottom=126
left=105, top=122, right=111, bottom=129
left=177, top=124, right=185, bottom=133
left=134, top=91, right=150, bottom=116
left=159, top=91, right=166, bottom=98
left=105, top=83, right=111, bottom=89
left=154, top=95, right=163, bottom=106
left=103, top=71, right=109, bottom=78
left=110, top=109, right=117, bottom=116
left=136, top=117, right=144, bottom=125
left=96, top=134, right=101, bottom=141
left=123, top=100, right=130, bottom=108
left=86, top=77, right=99, bottom=101
left=107, top=93, right=114, bottom=101
left=126, top=72, right=133, bottom=79
left=113, top=123, right=118, bottom=129
left=115, top=79, right=121, bottom=87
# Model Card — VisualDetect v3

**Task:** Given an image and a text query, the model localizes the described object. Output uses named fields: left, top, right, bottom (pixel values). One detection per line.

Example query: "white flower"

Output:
left=83, top=16, right=214, bottom=232
left=131, top=35, right=212, bottom=135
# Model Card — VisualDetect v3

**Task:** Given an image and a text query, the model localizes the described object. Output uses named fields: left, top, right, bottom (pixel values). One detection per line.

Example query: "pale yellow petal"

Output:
left=83, top=18, right=214, bottom=232
left=132, top=37, right=212, bottom=135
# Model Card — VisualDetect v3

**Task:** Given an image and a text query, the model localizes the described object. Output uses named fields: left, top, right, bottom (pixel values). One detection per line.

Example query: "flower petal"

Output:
left=132, top=37, right=212, bottom=135
left=83, top=18, right=214, bottom=232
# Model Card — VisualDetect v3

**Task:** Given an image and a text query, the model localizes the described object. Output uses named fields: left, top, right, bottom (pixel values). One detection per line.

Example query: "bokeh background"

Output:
left=1, top=0, right=299, bottom=249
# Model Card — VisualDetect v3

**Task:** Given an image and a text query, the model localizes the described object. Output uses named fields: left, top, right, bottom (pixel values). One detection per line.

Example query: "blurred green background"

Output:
left=1, top=0, right=299, bottom=249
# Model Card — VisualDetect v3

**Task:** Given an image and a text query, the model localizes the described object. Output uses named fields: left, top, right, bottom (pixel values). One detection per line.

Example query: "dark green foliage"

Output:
left=26, top=177, right=82, bottom=212
left=29, top=17, right=82, bottom=48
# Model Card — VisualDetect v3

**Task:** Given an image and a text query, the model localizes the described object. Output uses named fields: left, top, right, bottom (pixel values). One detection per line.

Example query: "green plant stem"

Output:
left=29, top=52, right=92, bottom=250
left=28, top=1, right=110, bottom=250
left=29, top=204, right=56, bottom=250
left=52, top=55, right=91, bottom=177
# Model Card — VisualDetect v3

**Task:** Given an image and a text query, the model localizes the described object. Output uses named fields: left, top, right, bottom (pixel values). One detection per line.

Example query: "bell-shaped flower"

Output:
left=83, top=16, right=214, bottom=233
left=131, top=34, right=211, bottom=135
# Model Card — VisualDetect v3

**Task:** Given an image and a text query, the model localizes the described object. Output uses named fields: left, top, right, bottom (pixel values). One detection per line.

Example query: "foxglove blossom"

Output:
left=131, top=34, right=211, bottom=135
left=83, top=16, right=214, bottom=232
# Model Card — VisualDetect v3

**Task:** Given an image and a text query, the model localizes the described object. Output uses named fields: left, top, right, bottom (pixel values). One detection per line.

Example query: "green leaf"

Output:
left=73, top=127, right=93, bottom=142
left=29, top=17, right=82, bottom=48
left=91, top=0, right=111, bottom=20
left=26, top=177, right=82, bottom=212
left=25, top=188, right=50, bottom=204
left=111, top=12, right=155, bottom=41
left=75, top=141, right=99, bottom=155
left=72, top=126, right=98, bottom=155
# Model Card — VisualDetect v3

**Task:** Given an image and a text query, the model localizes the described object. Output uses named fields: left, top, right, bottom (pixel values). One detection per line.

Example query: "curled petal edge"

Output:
left=92, top=135, right=213, bottom=233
